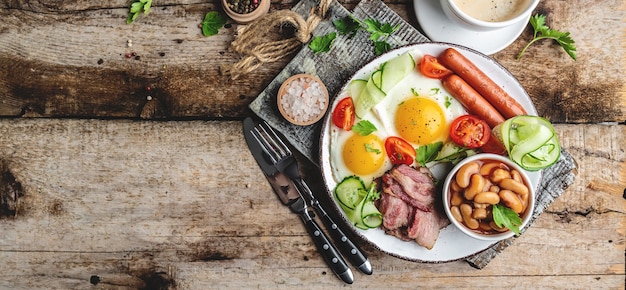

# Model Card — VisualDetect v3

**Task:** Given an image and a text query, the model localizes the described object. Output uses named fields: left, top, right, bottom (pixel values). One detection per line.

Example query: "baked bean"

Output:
left=479, top=221, right=492, bottom=232
left=450, top=180, right=462, bottom=192
left=511, top=169, right=522, bottom=182
left=456, top=161, right=480, bottom=188
left=450, top=190, right=463, bottom=206
left=479, top=161, right=504, bottom=176
left=482, top=179, right=493, bottom=192
left=473, top=202, right=487, bottom=209
left=489, top=185, right=500, bottom=192
left=499, top=189, right=523, bottom=213
left=499, top=178, right=529, bottom=196
left=460, top=203, right=479, bottom=229
left=474, top=191, right=500, bottom=205
left=520, top=192, right=530, bottom=213
left=464, top=174, right=485, bottom=200
left=450, top=206, right=463, bottom=223
left=489, top=168, right=511, bottom=183
left=490, top=221, right=508, bottom=232
left=472, top=207, right=488, bottom=219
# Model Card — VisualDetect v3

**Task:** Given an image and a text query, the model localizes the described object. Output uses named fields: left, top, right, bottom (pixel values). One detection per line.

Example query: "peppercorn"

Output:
left=226, top=0, right=260, bottom=14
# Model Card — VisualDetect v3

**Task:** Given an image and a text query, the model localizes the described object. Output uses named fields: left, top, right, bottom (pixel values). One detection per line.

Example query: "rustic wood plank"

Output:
left=0, top=0, right=624, bottom=122
left=0, top=119, right=623, bottom=288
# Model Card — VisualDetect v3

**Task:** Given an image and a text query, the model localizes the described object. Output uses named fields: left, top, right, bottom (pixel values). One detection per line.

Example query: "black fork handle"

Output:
left=295, top=203, right=353, bottom=284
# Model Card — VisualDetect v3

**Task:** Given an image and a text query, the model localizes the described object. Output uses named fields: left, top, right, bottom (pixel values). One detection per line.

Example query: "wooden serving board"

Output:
left=250, top=0, right=577, bottom=268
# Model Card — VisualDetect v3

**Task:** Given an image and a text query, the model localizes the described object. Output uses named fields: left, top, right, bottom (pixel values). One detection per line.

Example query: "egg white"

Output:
left=329, top=49, right=468, bottom=185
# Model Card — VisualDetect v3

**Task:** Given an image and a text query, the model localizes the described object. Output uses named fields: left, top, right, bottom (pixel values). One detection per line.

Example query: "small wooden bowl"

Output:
left=222, top=0, right=270, bottom=24
left=277, top=74, right=329, bottom=126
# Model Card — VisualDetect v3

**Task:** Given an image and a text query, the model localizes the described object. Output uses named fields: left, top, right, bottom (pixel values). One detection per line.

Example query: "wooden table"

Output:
left=1, top=0, right=624, bottom=288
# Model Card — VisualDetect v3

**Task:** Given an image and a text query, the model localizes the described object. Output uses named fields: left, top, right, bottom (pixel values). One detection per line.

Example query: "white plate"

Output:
left=413, top=0, right=530, bottom=55
left=319, top=43, right=540, bottom=263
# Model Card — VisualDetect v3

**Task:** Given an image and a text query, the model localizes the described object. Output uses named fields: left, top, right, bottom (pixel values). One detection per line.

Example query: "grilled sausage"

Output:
left=439, top=48, right=527, bottom=119
left=442, top=74, right=505, bottom=128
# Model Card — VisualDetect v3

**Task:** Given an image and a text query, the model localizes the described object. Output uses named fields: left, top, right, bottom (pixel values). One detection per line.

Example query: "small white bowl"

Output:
left=442, top=153, right=535, bottom=241
left=440, top=0, right=539, bottom=31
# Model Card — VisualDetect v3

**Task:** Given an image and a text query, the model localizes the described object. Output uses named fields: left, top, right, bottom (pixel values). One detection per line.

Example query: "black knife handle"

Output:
left=296, top=180, right=372, bottom=275
left=297, top=208, right=353, bottom=284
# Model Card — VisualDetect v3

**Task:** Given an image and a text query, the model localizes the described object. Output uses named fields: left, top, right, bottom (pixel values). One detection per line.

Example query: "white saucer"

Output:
left=413, top=0, right=530, bottom=55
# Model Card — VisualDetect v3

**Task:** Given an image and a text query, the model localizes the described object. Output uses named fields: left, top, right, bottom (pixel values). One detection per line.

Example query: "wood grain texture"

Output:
left=0, top=119, right=624, bottom=289
left=0, top=0, right=625, bottom=288
left=0, top=0, right=624, bottom=122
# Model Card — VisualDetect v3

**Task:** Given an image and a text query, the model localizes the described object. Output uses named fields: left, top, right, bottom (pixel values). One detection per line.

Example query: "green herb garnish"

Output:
left=415, top=141, right=443, bottom=167
left=201, top=12, right=227, bottom=37
left=309, top=32, right=337, bottom=54
left=492, top=204, right=523, bottom=235
left=329, top=15, right=399, bottom=55
left=333, top=15, right=362, bottom=38
left=127, top=0, right=152, bottom=24
left=444, top=96, right=452, bottom=108
left=352, top=120, right=377, bottom=136
left=517, top=14, right=577, bottom=60
left=364, top=19, right=399, bottom=55
left=364, top=143, right=381, bottom=154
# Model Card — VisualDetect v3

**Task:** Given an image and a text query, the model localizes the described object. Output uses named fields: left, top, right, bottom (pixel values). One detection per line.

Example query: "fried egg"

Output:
left=329, top=117, right=391, bottom=186
left=330, top=49, right=467, bottom=185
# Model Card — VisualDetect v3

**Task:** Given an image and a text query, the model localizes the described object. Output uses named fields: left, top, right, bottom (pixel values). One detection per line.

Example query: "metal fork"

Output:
left=251, top=121, right=373, bottom=275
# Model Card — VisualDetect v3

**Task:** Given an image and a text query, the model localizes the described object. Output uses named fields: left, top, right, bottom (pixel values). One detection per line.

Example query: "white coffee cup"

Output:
left=440, top=0, right=540, bottom=31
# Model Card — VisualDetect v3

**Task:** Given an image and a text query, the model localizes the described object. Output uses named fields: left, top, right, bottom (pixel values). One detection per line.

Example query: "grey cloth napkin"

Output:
left=249, top=0, right=576, bottom=268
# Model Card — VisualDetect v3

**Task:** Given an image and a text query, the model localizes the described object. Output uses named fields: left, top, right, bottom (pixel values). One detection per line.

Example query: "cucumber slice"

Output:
left=354, top=74, right=386, bottom=118
left=353, top=51, right=416, bottom=118
left=334, top=176, right=366, bottom=210
left=380, top=51, right=415, bottom=93
left=349, top=79, right=367, bottom=99
left=361, top=202, right=383, bottom=228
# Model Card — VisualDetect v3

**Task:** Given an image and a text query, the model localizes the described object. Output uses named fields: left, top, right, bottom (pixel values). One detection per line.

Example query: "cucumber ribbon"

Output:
left=493, top=115, right=561, bottom=171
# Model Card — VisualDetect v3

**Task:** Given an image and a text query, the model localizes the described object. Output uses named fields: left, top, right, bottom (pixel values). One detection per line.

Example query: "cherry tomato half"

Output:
left=385, top=136, right=416, bottom=165
left=420, top=55, right=453, bottom=79
left=449, top=115, right=491, bottom=149
left=332, top=97, right=356, bottom=130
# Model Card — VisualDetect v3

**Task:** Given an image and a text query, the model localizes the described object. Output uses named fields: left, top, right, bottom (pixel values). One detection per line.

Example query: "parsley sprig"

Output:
left=492, top=204, right=523, bottom=235
left=201, top=11, right=227, bottom=37
left=309, top=32, right=337, bottom=54
left=363, top=19, right=400, bottom=55
left=127, top=0, right=152, bottom=24
left=309, top=15, right=399, bottom=55
left=517, top=14, right=577, bottom=60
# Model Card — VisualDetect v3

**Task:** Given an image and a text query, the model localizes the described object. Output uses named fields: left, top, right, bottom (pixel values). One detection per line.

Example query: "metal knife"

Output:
left=243, top=118, right=354, bottom=284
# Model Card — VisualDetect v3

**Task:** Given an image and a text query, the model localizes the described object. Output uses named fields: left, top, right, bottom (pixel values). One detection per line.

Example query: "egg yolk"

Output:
left=342, top=134, right=386, bottom=175
left=395, top=97, right=447, bottom=145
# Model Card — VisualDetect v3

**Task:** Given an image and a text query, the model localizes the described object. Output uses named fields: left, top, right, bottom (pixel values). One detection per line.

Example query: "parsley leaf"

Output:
left=492, top=204, right=523, bottom=235
left=444, top=96, right=452, bottom=108
left=127, top=0, right=152, bottom=24
left=352, top=120, right=377, bottom=136
left=415, top=141, right=443, bottom=167
left=201, top=11, right=227, bottom=37
left=309, top=32, right=337, bottom=54
left=333, top=15, right=363, bottom=38
left=517, top=14, right=577, bottom=60
left=364, top=143, right=381, bottom=154
left=364, top=19, right=399, bottom=55
left=373, top=40, right=392, bottom=56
